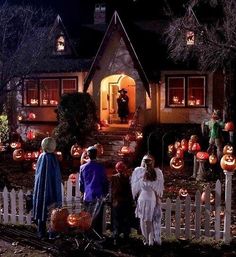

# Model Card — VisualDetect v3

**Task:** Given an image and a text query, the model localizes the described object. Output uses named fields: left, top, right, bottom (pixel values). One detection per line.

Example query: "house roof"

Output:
left=83, top=11, right=151, bottom=95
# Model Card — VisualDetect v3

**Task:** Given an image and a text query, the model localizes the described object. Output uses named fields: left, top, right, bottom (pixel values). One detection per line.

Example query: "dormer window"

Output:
left=56, top=35, right=65, bottom=52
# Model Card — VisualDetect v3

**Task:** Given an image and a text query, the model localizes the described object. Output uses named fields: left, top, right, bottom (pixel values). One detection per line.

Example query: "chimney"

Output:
left=94, top=3, right=106, bottom=24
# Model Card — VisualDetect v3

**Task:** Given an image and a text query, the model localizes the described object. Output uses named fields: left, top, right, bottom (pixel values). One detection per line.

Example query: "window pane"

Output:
left=62, top=79, right=77, bottom=94
left=24, top=80, right=38, bottom=106
left=40, top=79, right=60, bottom=106
left=168, top=77, right=185, bottom=106
left=187, top=77, right=205, bottom=106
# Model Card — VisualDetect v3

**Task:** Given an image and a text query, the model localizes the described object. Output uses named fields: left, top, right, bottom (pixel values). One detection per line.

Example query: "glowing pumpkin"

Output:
left=220, top=154, right=236, bottom=171
left=50, top=208, right=69, bottom=232
left=179, top=188, right=188, bottom=198
left=24, top=151, right=32, bottom=161
left=174, top=141, right=181, bottom=149
left=13, top=149, right=25, bottom=161
left=176, top=148, right=184, bottom=158
left=223, top=144, right=234, bottom=155
left=224, top=121, right=234, bottom=132
left=69, top=173, right=77, bottom=185
left=209, top=153, right=217, bottom=165
left=119, top=145, right=132, bottom=155
left=181, top=139, right=188, bottom=152
left=190, top=135, right=198, bottom=142
left=191, top=142, right=201, bottom=153
left=55, top=151, right=63, bottom=161
left=196, top=151, right=209, bottom=161
left=10, top=141, right=21, bottom=149
left=170, top=157, right=184, bottom=171
left=70, top=143, right=83, bottom=158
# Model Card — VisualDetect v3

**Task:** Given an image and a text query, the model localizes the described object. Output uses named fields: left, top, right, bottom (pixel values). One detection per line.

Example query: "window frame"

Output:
left=165, top=74, right=207, bottom=108
left=23, top=76, right=78, bottom=107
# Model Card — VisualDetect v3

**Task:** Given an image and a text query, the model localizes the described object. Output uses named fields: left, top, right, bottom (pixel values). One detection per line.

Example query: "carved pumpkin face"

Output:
left=55, top=151, right=63, bottom=161
left=70, top=143, right=83, bottom=158
left=223, top=144, right=234, bottom=155
left=51, top=208, right=69, bottom=232
left=24, top=151, right=32, bottom=161
left=170, top=157, right=184, bottom=171
left=10, top=141, right=21, bottom=149
left=220, top=154, right=236, bottom=171
left=69, top=173, right=77, bottom=185
left=196, top=151, right=209, bottom=161
left=13, top=149, right=25, bottom=161
left=209, top=153, right=217, bottom=165
left=179, top=188, right=188, bottom=198
left=67, top=211, right=91, bottom=230
left=224, top=121, right=234, bottom=132
left=120, top=146, right=131, bottom=155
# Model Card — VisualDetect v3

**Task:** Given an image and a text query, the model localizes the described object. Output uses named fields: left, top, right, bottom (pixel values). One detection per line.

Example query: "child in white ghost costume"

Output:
left=131, top=154, right=164, bottom=246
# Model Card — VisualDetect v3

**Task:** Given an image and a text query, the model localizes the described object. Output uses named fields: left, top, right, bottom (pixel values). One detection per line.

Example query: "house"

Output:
left=15, top=3, right=225, bottom=141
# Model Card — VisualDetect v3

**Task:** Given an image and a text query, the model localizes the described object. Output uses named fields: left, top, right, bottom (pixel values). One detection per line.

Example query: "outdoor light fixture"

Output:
left=186, top=31, right=195, bottom=45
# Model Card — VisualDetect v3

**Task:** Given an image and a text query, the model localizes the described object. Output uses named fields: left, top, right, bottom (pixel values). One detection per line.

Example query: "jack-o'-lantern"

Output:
left=55, top=151, right=63, bottom=161
left=224, top=121, right=234, bottom=132
left=209, top=153, right=217, bottom=165
left=41, top=137, right=56, bottom=153
left=31, top=151, right=40, bottom=160
left=10, top=141, right=21, bottom=149
left=13, top=148, right=25, bottom=161
left=196, top=151, right=209, bottom=161
left=94, top=143, right=104, bottom=156
left=168, top=144, right=176, bottom=157
left=70, top=143, right=83, bottom=158
left=51, top=208, right=69, bottom=232
left=190, top=135, right=198, bottom=142
left=170, top=156, right=184, bottom=171
left=32, top=162, right=37, bottom=171
left=223, top=144, right=234, bottom=155
left=179, top=188, right=188, bottom=198
left=201, top=192, right=215, bottom=204
left=67, top=213, right=80, bottom=227
left=24, top=151, right=32, bottom=161
left=119, top=145, right=132, bottom=155
left=176, top=148, right=184, bottom=158
left=220, top=154, right=236, bottom=171
left=69, top=173, right=77, bottom=185
left=181, top=139, right=188, bottom=152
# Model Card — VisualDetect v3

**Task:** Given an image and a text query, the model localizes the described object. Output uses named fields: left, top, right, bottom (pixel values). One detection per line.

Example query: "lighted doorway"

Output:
left=100, top=74, right=135, bottom=124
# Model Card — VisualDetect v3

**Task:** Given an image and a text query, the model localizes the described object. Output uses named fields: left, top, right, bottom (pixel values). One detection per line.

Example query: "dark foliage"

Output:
left=52, top=92, right=99, bottom=158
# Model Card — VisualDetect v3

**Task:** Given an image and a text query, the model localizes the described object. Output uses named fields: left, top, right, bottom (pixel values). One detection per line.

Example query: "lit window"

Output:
left=62, top=79, right=77, bottom=94
left=166, top=75, right=206, bottom=107
left=56, top=35, right=65, bottom=52
left=24, top=80, right=39, bottom=106
left=40, top=79, right=60, bottom=106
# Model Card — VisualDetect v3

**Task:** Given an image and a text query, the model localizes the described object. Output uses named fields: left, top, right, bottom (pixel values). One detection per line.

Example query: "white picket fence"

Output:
left=0, top=178, right=231, bottom=243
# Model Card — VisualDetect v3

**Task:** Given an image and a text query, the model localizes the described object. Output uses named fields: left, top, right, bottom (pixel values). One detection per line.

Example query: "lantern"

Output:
left=209, top=153, right=217, bottom=165
left=50, top=208, right=69, bottom=232
left=69, top=173, right=77, bottom=185
left=224, top=121, right=234, bottom=132
left=13, top=149, right=25, bottom=161
left=67, top=213, right=80, bottom=227
left=94, top=143, right=104, bottom=156
left=220, top=154, right=236, bottom=171
left=70, top=143, right=83, bottom=158
left=10, top=141, right=21, bottom=149
left=223, top=144, right=234, bottom=155
left=170, top=157, right=184, bottom=171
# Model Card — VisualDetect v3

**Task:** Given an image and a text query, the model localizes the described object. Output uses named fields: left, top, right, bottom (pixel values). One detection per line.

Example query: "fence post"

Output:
left=223, top=170, right=233, bottom=244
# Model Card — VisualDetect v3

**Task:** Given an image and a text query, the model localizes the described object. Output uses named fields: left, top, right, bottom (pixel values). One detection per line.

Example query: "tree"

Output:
left=164, top=0, right=236, bottom=123
left=0, top=1, right=54, bottom=111
left=52, top=92, right=99, bottom=158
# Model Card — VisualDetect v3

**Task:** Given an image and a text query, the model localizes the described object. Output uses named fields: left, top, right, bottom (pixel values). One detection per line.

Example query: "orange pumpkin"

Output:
left=209, top=153, right=217, bottom=165
left=170, top=156, right=184, bottom=171
left=223, top=144, right=234, bottom=155
left=13, top=149, right=25, bottom=161
left=176, top=148, right=184, bottom=158
left=70, top=143, right=83, bottom=158
left=220, top=154, right=236, bottom=171
left=50, top=208, right=69, bottom=232
left=10, top=141, right=21, bottom=149
left=196, top=151, right=209, bottom=161
left=181, top=139, right=188, bottom=152
left=224, top=121, right=234, bottom=132
left=174, top=141, right=181, bottom=149
left=179, top=188, right=188, bottom=198
left=67, top=211, right=91, bottom=231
